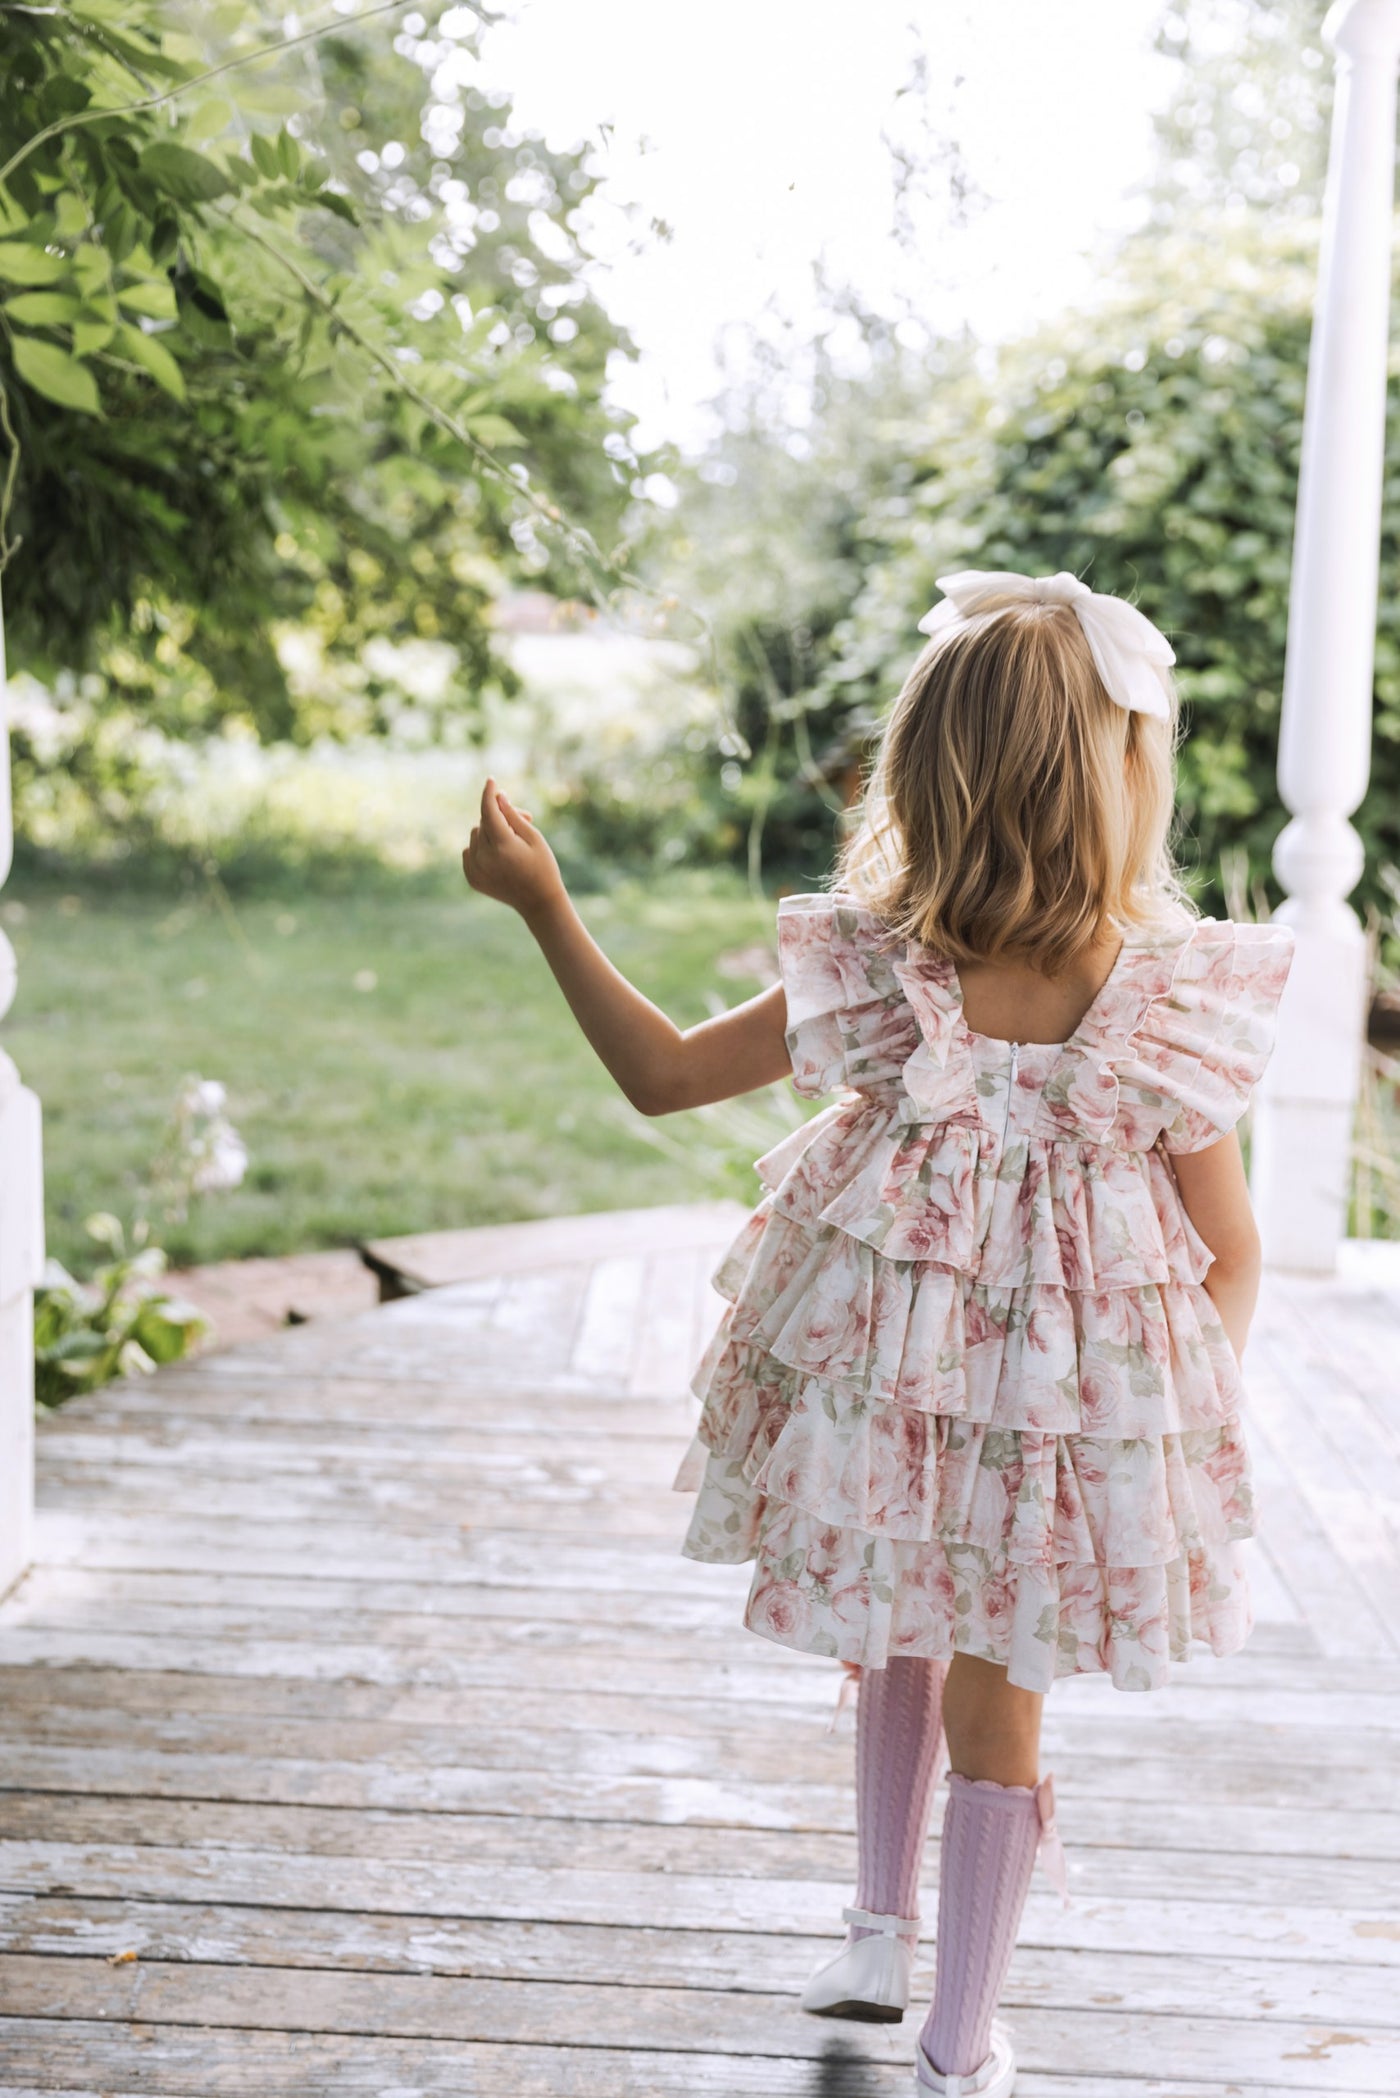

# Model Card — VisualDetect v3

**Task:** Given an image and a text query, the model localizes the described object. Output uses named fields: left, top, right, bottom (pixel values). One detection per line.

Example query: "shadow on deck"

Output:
left=1, top=1203, right=1398, bottom=2095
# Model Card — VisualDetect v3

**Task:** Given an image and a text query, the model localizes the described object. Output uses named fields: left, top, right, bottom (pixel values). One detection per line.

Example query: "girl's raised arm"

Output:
left=464, top=779, right=792, bottom=1116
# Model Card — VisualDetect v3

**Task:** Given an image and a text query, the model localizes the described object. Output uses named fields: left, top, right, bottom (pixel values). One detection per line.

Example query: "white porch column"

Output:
left=1252, top=0, right=1400, bottom=1273
left=0, top=589, right=44, bottom=1596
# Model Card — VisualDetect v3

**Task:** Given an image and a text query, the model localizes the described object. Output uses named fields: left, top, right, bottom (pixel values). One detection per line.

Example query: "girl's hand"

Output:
left=463, top=774, right=791, bottom=1115
left=464, top=778, right=565, bottom=922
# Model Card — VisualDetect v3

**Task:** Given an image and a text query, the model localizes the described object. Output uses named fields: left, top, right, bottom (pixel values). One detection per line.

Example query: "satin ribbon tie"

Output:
left=918, top=569, right=1175, bottom=722
left=1035, top=1771, right=1071, bottom=1907
left=827, top=1658, right=863, bottom=1733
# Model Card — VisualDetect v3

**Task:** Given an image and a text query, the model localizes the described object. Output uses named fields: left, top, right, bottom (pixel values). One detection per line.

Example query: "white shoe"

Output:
left=915, top=2022, right=1016, bottom=2096
left=800, top=1905, right=918, bottom=2022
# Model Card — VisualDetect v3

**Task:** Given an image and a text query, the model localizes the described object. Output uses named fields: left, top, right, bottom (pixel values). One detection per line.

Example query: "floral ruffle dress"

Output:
left=672, top=895, right=1295, bottom=1693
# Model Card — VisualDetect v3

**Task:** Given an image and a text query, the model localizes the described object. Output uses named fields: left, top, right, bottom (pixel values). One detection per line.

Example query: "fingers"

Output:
left=479, top=777, right=511, bottom=842
left=496, top=787, right=536, bottom=841
left=482, top=779, right=542, bottom=844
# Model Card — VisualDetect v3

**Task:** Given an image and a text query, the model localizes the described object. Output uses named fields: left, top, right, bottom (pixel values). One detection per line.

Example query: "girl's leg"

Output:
left=802, top=1655, right=947, bottom=2019
left=940, top=1650, right=1043, bottom=1788
left=849, top=1655, right=948, bottom=1944
left=919, top=1653, right=1047, bottom=2079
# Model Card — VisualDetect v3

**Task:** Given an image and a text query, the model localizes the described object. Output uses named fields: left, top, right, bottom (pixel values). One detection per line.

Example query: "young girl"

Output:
left=464, top=569, right=1294, bottom=2097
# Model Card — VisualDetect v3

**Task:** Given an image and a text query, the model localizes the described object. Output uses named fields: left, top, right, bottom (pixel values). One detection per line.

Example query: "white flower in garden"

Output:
left=154, top=1076, right=250, bottom=1215
left=192, top=1129, right=249, bottom=1195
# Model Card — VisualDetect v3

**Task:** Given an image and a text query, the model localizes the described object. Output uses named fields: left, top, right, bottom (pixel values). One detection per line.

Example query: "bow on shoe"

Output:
left=918, top=570, right=1175, bottom=722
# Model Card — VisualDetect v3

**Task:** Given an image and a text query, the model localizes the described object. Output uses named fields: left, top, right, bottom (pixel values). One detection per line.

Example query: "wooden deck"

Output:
left=1, top=1202, right=1399, bottom=2096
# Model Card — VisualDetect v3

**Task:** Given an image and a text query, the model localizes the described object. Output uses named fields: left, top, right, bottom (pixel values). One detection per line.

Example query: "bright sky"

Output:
left=478, top=0, right=1174, bottom=452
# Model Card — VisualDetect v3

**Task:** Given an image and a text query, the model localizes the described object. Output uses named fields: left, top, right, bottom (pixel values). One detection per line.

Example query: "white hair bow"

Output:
left=917, top=570, right=1175, bottom=721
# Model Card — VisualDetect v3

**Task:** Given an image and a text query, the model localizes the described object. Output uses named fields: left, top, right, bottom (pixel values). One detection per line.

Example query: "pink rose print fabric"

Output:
left=673, top=896, right=1294, bottom=1692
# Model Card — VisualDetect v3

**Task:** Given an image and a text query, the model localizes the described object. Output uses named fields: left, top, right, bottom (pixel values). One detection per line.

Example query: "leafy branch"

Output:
left=222, top=200, right=711, bottom=648
left=0, top=0, right=436, bottom=190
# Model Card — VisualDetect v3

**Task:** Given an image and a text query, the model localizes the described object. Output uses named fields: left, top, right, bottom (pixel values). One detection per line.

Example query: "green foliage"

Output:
left=34, top=1212, right=207, bottom=1409
left=0, top=1, right=642, bottom=750
left=653, top=224, right=1400, bottom=915
left=815, top=232, right=1332, bottom=907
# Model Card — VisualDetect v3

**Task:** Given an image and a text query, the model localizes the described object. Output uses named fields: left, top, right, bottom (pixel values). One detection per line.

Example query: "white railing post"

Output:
left=1252, top=0, right=1400, bottom=1273
left=0, top=585, right=44, bottom=1595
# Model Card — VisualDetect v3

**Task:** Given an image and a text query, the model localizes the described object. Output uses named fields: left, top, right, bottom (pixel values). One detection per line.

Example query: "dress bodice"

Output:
left=778, top=893, right=1295, bottom=1156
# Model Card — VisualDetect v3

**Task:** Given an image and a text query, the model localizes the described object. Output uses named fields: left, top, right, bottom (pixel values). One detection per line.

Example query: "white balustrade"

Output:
left=0, top=591, right=44, bottom=1596
left=1252, top=0, right=1400, bottom=1272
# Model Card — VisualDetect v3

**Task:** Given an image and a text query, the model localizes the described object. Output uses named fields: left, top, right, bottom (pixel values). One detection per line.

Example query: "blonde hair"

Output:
left=837, top=592, right=1188, bottom=975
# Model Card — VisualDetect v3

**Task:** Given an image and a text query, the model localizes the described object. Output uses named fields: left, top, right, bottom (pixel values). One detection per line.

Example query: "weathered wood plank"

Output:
left=0, top=1644, right=1382, bottom=1733
left=0, top=2023, right=914, bottom=2097
left=36, top=1507, right=1351, bottom=1658
left=3, top=1748, right=1392, bottom=1870
left=22, top=1503, right=1391, bottom=1666
left=7, top=2022, right=1326, bottom=2098
left=5, top=1738, right=1398, bottom=1859
left=162, top=1300, right=644, bottom=1393
left=31, top=1419, right=697, bottom=1470
left=0, top=1596, right=814, bottom=1673
left=5, top=1587, right=1396, bottom=1702
left=1246, top=1380, right=1399, bottom=1661
left=35, top=1467, right=694, bottom=1534
left=4, top=1668, right=1398, bottom=1814
left=60, top=1380, right=698, bottom=1432
left=568, top=1255, right=646, bottom=1384
left=1249, top=1334, right=1400, bottom=1649
left=0, top=1626, right=855, bottom=1701
left=4, top=1895, right=1398, bottom=2008
left=0, top=1564, right=1334, bottom=1674
left=2, top=2030, right=1292, bottom=2098
left=7, top=1625, right=1400, bottom=1742
left=2, top=1958, right=1397, bottom=2090
left=630, top=1244, right=707, bottom=1399
left=5, top=1564, right=749, bottom=1627
left=27, top=1511, right=736, bottom=1590
left=3, top=1835, right=1397, bottom=1928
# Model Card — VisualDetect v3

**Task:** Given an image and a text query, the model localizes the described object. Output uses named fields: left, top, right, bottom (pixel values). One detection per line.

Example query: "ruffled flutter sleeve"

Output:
left=1139, top=920, right=1296, bottom=1154
left=776, top=894, right=916, bottom=1100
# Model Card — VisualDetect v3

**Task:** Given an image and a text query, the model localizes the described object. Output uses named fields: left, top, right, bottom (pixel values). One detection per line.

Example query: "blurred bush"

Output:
left=649, top=223, right=1400, bottom=917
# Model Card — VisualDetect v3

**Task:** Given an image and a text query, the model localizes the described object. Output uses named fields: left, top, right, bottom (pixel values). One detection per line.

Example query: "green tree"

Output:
left=655, top=225, right=1400, bottom=917
left=806, top=235, right=1325, bottom=906
left=0, top=0, right=642, bottom=750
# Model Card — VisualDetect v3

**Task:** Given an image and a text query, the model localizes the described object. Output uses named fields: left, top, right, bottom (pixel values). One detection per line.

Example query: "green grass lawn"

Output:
left=7, top=866, right=803, bottom=1274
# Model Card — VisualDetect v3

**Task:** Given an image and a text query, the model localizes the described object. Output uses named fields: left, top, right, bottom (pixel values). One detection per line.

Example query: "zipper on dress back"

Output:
left=977, top=1039, right=1023, bottom=1263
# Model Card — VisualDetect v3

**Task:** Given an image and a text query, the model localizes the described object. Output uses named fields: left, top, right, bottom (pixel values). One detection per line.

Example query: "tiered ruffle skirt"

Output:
left=674, top=1098, right=1256, bottom=1692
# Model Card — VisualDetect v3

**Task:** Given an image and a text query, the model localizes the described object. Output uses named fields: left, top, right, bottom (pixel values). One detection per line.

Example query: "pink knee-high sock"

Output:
left=919, top=1773, right=1043, bottom=2076
left=848, top=1657, right=947, bottom=1946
